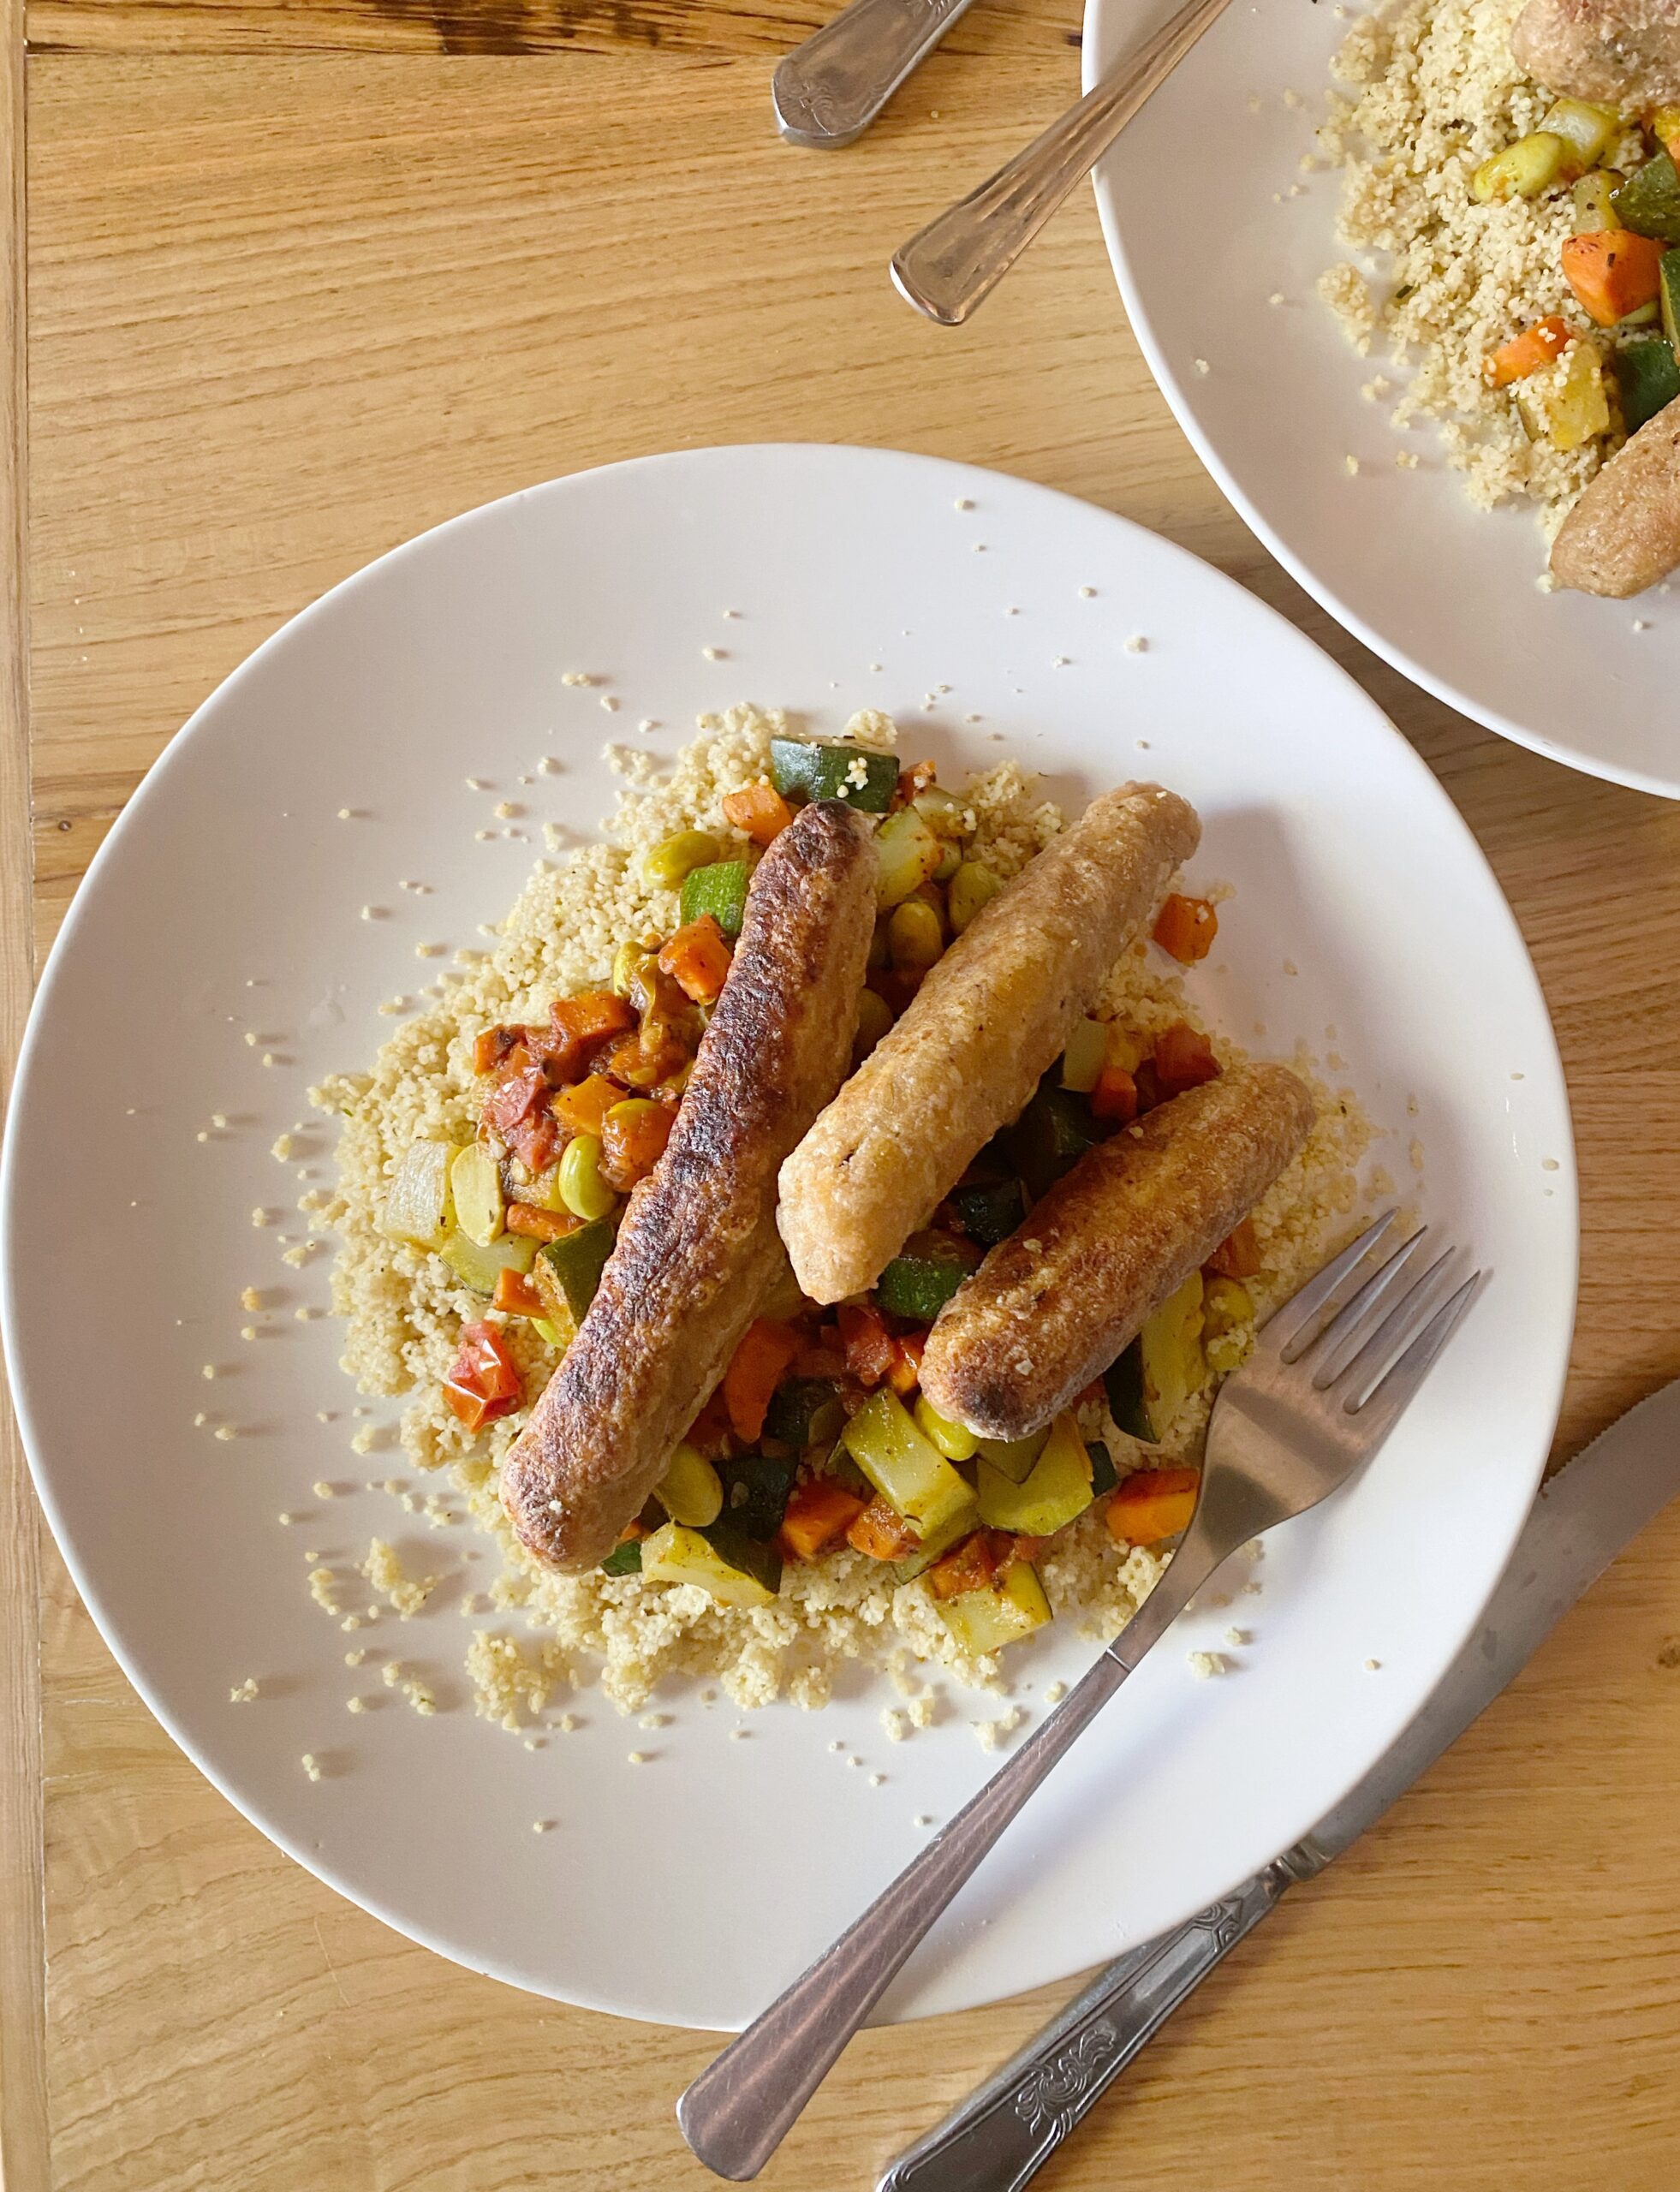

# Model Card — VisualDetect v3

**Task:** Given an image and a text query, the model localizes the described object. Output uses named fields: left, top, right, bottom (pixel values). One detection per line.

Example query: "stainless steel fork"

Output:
left=677, top=1211, right=1480, bottom=2181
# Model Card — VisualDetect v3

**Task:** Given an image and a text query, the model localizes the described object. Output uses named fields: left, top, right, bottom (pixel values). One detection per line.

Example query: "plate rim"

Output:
left=1080, top=6, right=1680, bottom=805
left=0, top=440, right=1581, bottom=2025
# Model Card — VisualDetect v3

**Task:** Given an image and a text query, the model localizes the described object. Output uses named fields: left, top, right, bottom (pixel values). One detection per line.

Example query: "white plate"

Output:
left=0, top=445, right=1576, bottom=2029
left=1086, top=0, right=1680, bottom=799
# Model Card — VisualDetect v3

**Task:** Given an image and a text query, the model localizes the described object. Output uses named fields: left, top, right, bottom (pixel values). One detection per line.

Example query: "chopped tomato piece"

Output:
left=482, top=1063, right=549, bottom=1140
left=442, top=1319, right=523, bottom=1432
left=847, top=1496, right=920, bottom=1560
left=722, top=781, right=795, bottom=845
left=658, top=914, right=732, bottom=1004
left=1090, top=1063, right=1139, bottom=1123
left=1207, top=1217, right=1262, bottom=1279
left=599, top=1099, right=675, bottom=1192
left=723, top=1318, right=802, bottom=1444
left=503, top=1201, right=581, bottom=1243
left=1105, top=1467, right=1200, bottom=1548
left=1483, top=314, right=1571, bottom=388
left=886, top=1330, right=926, bottom=1397
left=837, top=1302, right=896, bottom=1388
left=926, top=1529, right=1008, bottom=1602
left=777, top=1475, right=870, bottom=1561
left=506, top=1110, right=560, bottom=1176
left=1153, top=893, right=1219, bottom=964
left=492, top=1266, right=547, bottom=1316
left=553, top=1073, right=622, bottom=1136
left=1152, top=1022, right=1220, bottom=1098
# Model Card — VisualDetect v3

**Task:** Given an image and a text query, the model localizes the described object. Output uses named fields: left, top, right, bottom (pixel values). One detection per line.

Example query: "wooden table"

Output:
left=3, top=2, right=1680, bottom=2184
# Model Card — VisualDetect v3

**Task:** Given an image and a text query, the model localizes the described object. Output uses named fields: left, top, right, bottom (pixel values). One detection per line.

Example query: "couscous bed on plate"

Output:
left=307, top=706, right=1371, bottom=1721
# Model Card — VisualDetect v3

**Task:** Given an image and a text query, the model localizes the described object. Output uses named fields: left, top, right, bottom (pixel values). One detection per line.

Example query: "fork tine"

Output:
left=1308, top=1230, right=1449, bottom=1390
left=1271, top=1208, right=1402, bottom=1361
left=1343, top=1269, right=1481, bottom=1436
left=1328, top=1244, right=1464, bottom=1406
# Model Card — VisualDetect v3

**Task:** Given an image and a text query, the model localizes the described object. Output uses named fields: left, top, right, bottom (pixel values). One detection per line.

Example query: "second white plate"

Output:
left=1087, top=0, right=1680, bottom=799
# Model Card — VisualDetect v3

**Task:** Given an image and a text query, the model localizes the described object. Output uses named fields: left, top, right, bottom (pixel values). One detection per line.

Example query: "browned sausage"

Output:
left=918, top=1064, right=1316, bottom=1441
left=1511, top=0, right=1680, bottom=109
left=777, top=783, right=1200, bottom=1304
left=500, top=800, right=877, bottom=1573
left=1550, top=404, right=1680, bottom=597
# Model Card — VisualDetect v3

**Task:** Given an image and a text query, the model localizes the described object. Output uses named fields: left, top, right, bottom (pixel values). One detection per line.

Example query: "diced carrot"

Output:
left=1483, top=315, right=1572, bottom=387
left=723, top=1318, right=802, bottom=1444
left=1153, top=893, right=1219, bottom=964
left=685, top=1386, right=734, bottom=1460
left=599, top=1098, right=675, bottom=1191
left=1005, top=1534, right=1047, bottom=1567
left=658, top=914, right=732, bottom=1004
left=473, top=1024, right=527, bottom=1075
left=1090, top=1063, right=1139, bottom=1123
left=886, top=1331, right=926, bottom=1397
left=552, top=1074, right=622, bottom=1136
left=1207, top=1217, right=1262, bottom=1279
left=837, top=1302, right=896, bottom=1388
left=777, top=1476, right=870, bottom=1561
left=492, top=1266, right=547, bottom=1315
left=722, top=781, right=795, bottom=846
left=1153, top=1022, right=1220, bottom=1098
left=847, top=1496, right=920, bottom=1560
left=617, top=1517, right=648, bottom=1545
left=503, top=1201, right=581, bottom=1243
left=1105, top=1467, right=1200, bottom=1548
left=551, top=990, right=637, bottom=1051
left=901, top=759, right=938, bottom=800
left=1561, top=232, right=1664, bottom=328
left=926, top=1529, right=1007, bottom=1602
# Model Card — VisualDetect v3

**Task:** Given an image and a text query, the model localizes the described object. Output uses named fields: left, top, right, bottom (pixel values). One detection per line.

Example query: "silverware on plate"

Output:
left=891, top=0, right=1235, bottom=324
left=677, top=1211, right=1480, bottom=2180
left=773, top=0, right=981, bottom=149
left=878, top=1373, right=1680, bottom=2191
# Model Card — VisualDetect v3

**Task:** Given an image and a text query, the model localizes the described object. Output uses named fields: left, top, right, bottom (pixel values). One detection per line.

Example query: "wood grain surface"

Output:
left=7, top=14, right=1680, bottom=2192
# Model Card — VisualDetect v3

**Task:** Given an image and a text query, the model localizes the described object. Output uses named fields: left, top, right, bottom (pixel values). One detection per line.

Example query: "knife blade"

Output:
left=879, top=1378, right=1680, bottom=2192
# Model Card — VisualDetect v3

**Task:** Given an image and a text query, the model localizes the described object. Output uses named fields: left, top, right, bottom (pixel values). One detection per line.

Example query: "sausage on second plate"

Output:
left=918, top=1063, right=1316, bottom=1442
left=777, top=783, right=1200, bottom=1305
left=500, top=799, right=877, bottom=1575
left=1550, top=403, right=1680, bottom=598
left=1510, top=0, right=1680, bottom=111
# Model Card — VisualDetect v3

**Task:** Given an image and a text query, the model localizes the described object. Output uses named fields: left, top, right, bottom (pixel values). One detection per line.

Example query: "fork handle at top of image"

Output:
left=676, top=1541, right=1221, bottom=2183
left=890, top=0, right=1236, bottom=324
left=772, top=0, right=981, bottom=148
left=878, top=1863, right=1302, bottom=2192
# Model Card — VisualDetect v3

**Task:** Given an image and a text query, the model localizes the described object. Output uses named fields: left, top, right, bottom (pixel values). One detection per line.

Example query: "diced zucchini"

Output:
left=891, top=1498, right=981, bottom=1582
left=437, top=1226, right=537, bottom=1296
left=1104, top=1272, right=1206, bottom=1443
left=768, top=736, right=899, bottom=813
left=640, top=1521, right=779, bottom=1607
left=1541, top=98, right=1617, bottom=174
left=914, top=1394, right=980, bottom=1462
left=1663, top=251, right=1680, bottom=361
left=530, top=1316, right=566, bottom=1349
left=378, top=1139, right=459, bottom=1249
left=935, top=1560, right=1052, bottom=1657
left=450, top=1141, right=504, bottom=1248
left=949, top=1176, right=1026, bottom=1247
left=909, top=784, right=968, bottom=836
left=1572, top=170, right=1623, bottom=234
left=1087, top=1441, right=1118, bottom=1497
left=842, top=1390, right=975, bottom=1534
left=599, top=1539, right=643, bottom=1576
left=873, top=806, right=944, bottom=909
left=1471, top=131, right=1567, bottom=202
left=765, top=1377, right=844, bottom=1449
left=679, top=860, right=752, bottom=938
left=1007, top=1083, right=1100, bottom=1199
left=875, top=1233, right=980, bottom=1320
left=974, top=1428, right=1049, bottom=1484
left=534, top=1215, right=616, bottom=1321
left=976, top=1414, right=1095, bottom=1536
left=1059, top=1016, right=1108, bottom=1093
left=656, top=1441, right=724, bottom=1528
left=717, top=1454, right=796, bottom=1540
left=1614, top=152, right=1680, bottom=241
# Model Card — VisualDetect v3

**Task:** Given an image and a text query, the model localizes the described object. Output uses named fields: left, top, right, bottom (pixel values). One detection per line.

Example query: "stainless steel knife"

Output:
left=879, top=1377, right=1680, bottom=2192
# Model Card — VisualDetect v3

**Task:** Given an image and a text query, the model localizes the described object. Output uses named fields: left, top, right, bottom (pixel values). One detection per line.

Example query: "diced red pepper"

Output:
left=442, top=1319, right=523, bottom=1432
left=493, top=1266, right=547, bottom=1315
left=1153, top=1023, right=1220, bottom=1098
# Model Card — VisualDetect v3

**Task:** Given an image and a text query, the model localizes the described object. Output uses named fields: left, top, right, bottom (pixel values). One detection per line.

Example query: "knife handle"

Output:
left=877, top=1858, right=1308, bottom=2192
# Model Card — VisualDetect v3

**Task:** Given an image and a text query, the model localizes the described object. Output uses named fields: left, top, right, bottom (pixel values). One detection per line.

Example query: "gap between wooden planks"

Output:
left=15, top=40, right=1680, bottom=2192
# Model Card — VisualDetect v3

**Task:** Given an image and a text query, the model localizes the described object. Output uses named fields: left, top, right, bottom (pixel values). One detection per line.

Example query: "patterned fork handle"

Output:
left=877, top=1858, right=1311, bottom=2192
left=772, top=0, right=981, bottom=147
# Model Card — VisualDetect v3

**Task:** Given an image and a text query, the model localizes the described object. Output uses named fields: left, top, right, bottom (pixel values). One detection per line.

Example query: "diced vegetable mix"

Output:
left=386, top=747, right=1274, bottom=1653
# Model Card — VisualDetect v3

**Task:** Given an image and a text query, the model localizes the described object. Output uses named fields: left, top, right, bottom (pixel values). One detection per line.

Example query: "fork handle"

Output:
left=877, top=1866, right=1299, bottom=2192
left=676, top=1547, right=1218, bottom=2182
left=772, top=0, right=981, bottom=148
